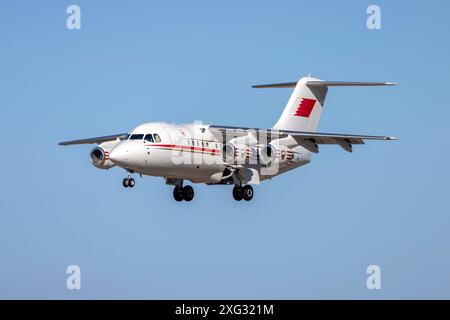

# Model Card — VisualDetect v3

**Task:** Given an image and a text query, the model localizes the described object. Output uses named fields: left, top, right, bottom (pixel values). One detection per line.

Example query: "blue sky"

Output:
left=0, top=0, right=449, bottom=299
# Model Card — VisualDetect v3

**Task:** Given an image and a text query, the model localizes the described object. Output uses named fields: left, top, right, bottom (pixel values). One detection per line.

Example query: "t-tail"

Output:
left=252, top=77, right=397, bottom=132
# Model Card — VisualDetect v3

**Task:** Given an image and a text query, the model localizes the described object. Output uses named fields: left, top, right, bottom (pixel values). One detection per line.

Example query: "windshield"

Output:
left=144, top=134, right=154, bottom=142
left=129, top=134, right=144, bottom=140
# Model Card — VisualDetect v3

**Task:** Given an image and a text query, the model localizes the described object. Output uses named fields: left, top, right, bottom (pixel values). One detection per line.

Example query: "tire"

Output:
left=242, top=185, right=254, bottom=201
left=173, top=187, right=184, bottom=202
left=182, top=185, right=194, bottom=202
left=128, top=178, right=135, bottom=188
left=232, top=186, right=243, bottom=201
left=122, top=178, right=129, bottom=188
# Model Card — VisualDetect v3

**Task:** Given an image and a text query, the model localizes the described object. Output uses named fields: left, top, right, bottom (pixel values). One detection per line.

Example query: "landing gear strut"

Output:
left=173, top=185, right=195, bottom=202
left=122, top=172, right=135, bottom=188
left=233, top=185, right=253, bottom=201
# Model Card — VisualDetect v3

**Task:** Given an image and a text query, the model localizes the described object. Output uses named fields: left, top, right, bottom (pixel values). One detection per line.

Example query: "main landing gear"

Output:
left=167, top=178, right=194, bottom=202
left=232, top=185, right=254, bottom=201
left=122, top=171, right=135, bottom=188
left=173, top=185, right=195, bottom=202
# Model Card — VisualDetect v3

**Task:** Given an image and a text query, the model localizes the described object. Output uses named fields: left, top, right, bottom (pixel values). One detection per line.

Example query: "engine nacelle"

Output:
left=221, top=143, right=252, bottom=164
left=258, top=144, right=275, bottom=165
left=90, top=141, right=118, bottom=169
left=259, top=144, right=294, bottom=166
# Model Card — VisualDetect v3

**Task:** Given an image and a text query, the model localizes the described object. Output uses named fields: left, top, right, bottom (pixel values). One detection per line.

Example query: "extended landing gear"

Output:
left=232, top=185, right=253, bottom=201
left=173, top=185, right=194, bottom=202
left=122, top=171, right=135, bottom=188
left=122, top=178, right=135, bottom=188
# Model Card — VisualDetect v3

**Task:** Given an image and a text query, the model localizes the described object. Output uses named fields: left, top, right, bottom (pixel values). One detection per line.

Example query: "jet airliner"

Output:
left=59, top=76, right=398, bottom=202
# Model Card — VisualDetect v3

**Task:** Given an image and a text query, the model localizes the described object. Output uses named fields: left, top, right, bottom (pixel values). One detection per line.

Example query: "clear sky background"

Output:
left=0, top=0, right=449, bottom=299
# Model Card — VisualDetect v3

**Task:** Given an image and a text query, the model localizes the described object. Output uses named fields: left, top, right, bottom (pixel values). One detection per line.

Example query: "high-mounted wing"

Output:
left=208, top=125, right=398, bottom=153
left=58, top=133, right=128, bottom=146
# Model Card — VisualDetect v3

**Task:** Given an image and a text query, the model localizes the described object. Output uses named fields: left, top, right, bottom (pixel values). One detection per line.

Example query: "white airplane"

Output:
left=59, top=76, right=398, bottom=202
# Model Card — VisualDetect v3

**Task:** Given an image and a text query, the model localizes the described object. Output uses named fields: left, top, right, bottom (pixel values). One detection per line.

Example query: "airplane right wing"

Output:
left=208, top=125, right=398, bottom=153
left=288, top=131, right=398, bottom=153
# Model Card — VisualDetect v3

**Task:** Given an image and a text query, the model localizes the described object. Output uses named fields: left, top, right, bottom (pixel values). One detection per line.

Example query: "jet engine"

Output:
left=90, top=141, right=119, bottom=169
left=259, top=144, right=294, bottom=166
left=221, top=143, right=252, bottom=164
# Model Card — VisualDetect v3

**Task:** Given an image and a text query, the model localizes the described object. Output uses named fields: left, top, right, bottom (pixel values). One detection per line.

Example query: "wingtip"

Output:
left=385, top=82, right=399, bottom=86
left=387, top=136, right=400, bottom=140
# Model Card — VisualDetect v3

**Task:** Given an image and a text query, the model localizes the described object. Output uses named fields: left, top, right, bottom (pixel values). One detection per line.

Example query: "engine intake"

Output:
left=221, top=143, right=250, bottom=164
left=259, top=144, right=277, bottom=165
left=90, top=146, right=116, bottom=169
left=258, top=144, right=295, bottom=166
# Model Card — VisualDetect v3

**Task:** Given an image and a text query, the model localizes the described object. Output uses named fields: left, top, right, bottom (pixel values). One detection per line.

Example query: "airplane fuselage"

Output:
left=106, top=122, right=311, bottom=184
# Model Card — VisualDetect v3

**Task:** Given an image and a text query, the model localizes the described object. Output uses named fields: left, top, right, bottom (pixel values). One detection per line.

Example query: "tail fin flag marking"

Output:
left=294, top=98, right=316, bottom=117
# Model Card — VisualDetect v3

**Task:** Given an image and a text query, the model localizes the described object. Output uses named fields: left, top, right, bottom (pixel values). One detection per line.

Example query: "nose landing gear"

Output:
left=122, top=171, right=135, bottom=188
left=122, top=178, right=135, bottom=188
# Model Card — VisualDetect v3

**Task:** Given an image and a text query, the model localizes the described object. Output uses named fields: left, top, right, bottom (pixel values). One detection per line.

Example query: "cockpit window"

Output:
left=144, top=134, right=154, bottom=142
left=153, top=134, right=161, bottom=143
left=129, top=134, right=144, bottom=140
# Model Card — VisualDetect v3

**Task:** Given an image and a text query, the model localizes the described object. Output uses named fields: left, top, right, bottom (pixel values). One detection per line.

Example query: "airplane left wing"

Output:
left=58, top=133, right=128, bottom=146
left=208, top=125, right=398, bottom=153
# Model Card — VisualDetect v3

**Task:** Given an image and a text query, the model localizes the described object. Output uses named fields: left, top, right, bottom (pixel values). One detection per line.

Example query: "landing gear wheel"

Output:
left=242, top=185, right=254, bottom=201
left=128, top=178, right=135, bottom=188
left=122, top=178, right=129, bottom=188
left=182, top=185, right=194, bottom=202
left=232, top=186, right=243, bottom=201
left=173, top=187, right=184, bottom=202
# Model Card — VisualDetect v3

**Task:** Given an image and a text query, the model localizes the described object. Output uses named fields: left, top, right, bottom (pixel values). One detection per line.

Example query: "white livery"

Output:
left=59, top=76, right=398, bottom=202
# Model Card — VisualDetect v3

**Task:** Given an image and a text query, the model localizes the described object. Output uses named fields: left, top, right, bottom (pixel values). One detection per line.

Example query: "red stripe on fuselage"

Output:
left=145, top=144, right=220, bottom=154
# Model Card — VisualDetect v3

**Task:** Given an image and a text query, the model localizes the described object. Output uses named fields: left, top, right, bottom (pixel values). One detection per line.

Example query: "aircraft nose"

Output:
left=109, top=144, right=129, bottom=165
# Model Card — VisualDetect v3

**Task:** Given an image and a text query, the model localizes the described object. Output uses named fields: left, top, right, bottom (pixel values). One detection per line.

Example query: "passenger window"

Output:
left=153, top=134, right=161, bottom=143
left=129, top=134, right=144, bottom=140
left=144, top=134, right=154, bottom=142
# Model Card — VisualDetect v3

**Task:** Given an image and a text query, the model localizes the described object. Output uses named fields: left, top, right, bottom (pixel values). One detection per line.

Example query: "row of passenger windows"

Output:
left=188, top=140, right=221, bottom=149
left=128, top=133, right=161, bottom=143
left=125, top=134, right=219, bottom=148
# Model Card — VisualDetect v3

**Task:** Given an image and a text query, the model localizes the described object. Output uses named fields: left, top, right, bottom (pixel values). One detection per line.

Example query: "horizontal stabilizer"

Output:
left=252, top=81, right=397, bottom=88
left=252, top=82, right=298, bottom=88
left=306, top=81, right=397, bottom=87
